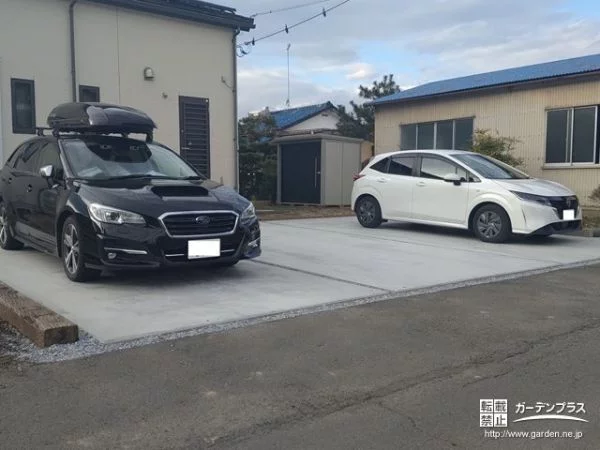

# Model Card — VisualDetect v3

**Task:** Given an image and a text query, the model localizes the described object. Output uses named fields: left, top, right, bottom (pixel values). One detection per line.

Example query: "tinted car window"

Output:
left=420, top=156, right=468, bottom=181
left=370, top=157, right=389, bottom=173
left=388, top=156, right=415, bottom=176
left=36, top=142, right=64, bottom=178
left=6, top=143, right=27, bottom=168
left=14, top=141, right=42, bottom=173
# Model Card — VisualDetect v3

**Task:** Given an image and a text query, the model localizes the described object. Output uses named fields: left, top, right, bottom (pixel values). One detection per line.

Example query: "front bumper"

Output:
left=513, top=200, right=582, bottom=236
left=82, top=217, right=261, bottom=270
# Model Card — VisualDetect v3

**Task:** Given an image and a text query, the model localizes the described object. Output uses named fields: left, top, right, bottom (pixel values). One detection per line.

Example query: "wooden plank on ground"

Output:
left=0, top=283, right=78, bottom=348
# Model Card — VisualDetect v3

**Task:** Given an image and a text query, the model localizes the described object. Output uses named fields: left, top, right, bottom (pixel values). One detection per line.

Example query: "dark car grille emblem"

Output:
left=195, top=216, right=211, bottom=225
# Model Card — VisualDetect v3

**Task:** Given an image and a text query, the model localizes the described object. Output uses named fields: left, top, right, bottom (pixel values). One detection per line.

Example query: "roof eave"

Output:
left=373, top=70, right=600, bottom=107
left=87, top=0, right=255, bottom=31
left=270, top=132, right=364, bottom=145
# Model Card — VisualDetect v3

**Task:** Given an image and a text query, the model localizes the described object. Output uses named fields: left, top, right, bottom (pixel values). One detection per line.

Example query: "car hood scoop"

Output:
left=151, top=185, right=209, bottom=198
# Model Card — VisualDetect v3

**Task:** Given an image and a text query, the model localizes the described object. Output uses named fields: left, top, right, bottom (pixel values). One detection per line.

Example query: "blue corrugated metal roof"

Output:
left=271, top=102, right=336, bottom=129
left=374, top=53, right=600, bottom=106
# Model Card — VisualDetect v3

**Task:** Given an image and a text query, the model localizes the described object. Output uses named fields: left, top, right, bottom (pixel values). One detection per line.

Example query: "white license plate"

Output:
left=188, top=239, right=221, bottom=259
left=563, top=209, right=575, bottom=220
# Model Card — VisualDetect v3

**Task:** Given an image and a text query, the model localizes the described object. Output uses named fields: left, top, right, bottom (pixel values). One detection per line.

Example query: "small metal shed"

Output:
left=272, top=132, right=364, bottom=206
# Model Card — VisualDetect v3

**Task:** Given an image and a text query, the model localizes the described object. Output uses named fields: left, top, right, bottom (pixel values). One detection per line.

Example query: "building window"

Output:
left=545, top=107, right=597, bottom=164
left=400, top=117, right=473, bottom=150
left=79, top=85, right=100, bottom=102
left=11, top=78, right=36, bottom=134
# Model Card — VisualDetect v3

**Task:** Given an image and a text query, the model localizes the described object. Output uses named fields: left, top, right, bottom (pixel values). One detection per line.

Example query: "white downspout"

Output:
left=233, top=28, right=240, bottom=191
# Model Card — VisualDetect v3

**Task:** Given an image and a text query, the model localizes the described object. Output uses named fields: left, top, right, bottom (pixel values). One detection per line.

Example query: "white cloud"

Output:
left=346, top=63, right=377, bottom=81
left=237, top=67, right=356, bottom=115
left=228, top=0, right=600, bottom=115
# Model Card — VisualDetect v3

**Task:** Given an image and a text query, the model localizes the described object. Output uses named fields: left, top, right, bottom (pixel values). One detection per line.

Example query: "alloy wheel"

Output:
left=0, top=207, right=7, bottom=246
left=358, top=200, right=375, bottom=225
left=477, top=211, right=502, bottom=239
left=63, top=223, right=80, bottom=275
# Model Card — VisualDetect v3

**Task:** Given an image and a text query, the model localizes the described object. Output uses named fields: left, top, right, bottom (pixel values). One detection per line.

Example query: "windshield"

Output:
left=452, top=153, right=530, bottom=180
left=61, top=136, right=202, bottom=180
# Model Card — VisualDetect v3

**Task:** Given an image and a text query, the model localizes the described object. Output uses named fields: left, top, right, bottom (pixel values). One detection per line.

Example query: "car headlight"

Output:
left=510, top=191, right=552, bottom=206
left=241, top=203, right=256, bottom=222
left=89, top=203, right=146, bottom=225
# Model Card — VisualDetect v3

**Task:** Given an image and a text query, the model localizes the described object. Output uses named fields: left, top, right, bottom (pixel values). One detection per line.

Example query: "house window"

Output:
left=79, top=85, right=100, bottom=102
left=545, top=106, right=597, bottom=164
left=400, top=117, right=473, bottom=150
left=417, top=122, right=434, bottom=149
left=11, top=78, right=36, bottom=134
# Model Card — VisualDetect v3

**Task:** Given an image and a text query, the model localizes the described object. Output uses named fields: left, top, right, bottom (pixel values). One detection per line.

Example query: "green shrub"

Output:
left=469, top=129, right=524, bottom=167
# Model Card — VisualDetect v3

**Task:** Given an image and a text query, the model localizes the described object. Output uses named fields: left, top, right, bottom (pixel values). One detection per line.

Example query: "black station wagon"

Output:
left=0, top=103, right=261, bottom=282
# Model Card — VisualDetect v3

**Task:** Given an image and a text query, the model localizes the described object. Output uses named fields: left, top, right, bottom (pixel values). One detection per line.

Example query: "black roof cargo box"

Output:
left=47, top=103, right=156, bottom=135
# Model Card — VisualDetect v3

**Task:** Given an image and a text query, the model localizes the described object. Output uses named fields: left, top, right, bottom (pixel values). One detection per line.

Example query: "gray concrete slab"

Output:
left=1, top=216, right=599, bottom=344
left=0, top=249, right=379, bottom=343
left=260, top=217, right=600, bottom=291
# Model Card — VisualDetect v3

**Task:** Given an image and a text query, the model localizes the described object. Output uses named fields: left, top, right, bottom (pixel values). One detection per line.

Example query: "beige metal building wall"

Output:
left=0, top=0, right=238, bottom=186
left=322, top=138, right=361, bottom=206
left=374, top=78, right=600, bottom=204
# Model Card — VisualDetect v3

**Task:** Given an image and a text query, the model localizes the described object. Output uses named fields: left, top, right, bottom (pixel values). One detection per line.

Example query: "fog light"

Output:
left=107, top=252, right=117, bottom=260
left=247, top=238, right=259, bottom=249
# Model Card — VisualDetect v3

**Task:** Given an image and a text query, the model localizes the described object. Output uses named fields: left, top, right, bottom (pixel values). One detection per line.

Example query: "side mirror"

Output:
left=39, top=165, right=54, bottom=179
left=443, top=173, right=462, bottom=185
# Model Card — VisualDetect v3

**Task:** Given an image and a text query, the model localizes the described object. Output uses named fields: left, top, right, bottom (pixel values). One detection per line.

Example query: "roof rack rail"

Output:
left=36, top=127, right=53, bottom=137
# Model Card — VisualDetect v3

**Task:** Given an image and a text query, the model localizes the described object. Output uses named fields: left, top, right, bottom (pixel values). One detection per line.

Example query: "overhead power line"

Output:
left=237, top=0, right=351, bottom=57
left=251, top=0, right=332, bottom=18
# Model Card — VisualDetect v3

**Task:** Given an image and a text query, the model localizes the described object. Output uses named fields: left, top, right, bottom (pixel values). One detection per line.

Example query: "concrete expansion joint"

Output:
left=252, top=260, right=389, bottom=292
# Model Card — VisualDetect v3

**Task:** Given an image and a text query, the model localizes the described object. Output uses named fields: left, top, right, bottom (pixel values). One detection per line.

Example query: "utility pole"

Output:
left=286, top=43, right=291, bottom=108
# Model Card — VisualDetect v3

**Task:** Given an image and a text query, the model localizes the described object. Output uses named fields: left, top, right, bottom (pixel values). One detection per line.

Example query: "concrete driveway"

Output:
left=1, top=217, right=599, bottom=344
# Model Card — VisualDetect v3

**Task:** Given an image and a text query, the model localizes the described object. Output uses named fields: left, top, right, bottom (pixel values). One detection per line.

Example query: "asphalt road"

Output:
left=1, top=265, right=600, bottom=449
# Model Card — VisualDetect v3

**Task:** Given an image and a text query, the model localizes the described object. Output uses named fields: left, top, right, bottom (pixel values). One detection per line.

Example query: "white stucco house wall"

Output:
left=0, top=0, right=254, bottom=187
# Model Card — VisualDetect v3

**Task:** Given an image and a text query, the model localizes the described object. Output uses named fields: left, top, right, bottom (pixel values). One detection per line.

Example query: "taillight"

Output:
left=353, top=173, right=364, bottom=181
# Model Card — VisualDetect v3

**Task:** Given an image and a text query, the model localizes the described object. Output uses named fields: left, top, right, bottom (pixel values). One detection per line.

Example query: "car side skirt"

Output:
left=381, top=217, right=469, bottom=230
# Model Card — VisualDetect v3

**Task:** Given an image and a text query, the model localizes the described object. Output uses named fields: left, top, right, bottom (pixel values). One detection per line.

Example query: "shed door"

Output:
left=281, top=142, right=321, bottom=204
left=179, top=96, right=210, bottom=178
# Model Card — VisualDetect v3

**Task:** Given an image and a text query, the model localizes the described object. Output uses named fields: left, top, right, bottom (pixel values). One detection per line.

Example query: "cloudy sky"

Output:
left=227, top=0, right=600, bottom=116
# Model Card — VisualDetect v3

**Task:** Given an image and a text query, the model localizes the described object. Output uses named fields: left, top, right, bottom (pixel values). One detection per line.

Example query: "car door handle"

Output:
left=416, top=181, right=426, bottom=187
left=7, top=177, right=12, bottom=184
left=376, top=177, right=389, bottom=183
left=27, top=184, right=33, bottom=192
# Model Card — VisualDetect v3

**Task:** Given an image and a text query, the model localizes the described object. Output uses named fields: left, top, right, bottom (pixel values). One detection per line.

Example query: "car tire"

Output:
left=61, top=216, right=101, bottom=282
left=355, top=196, right=383, bottom=228
left=472, top=204, right=511, bottom=243
left=0, top=202, right=24, bottom=251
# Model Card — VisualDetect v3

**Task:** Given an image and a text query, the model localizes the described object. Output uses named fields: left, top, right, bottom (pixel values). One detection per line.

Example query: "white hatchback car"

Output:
left=351, top=150, right=581, bottom=243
